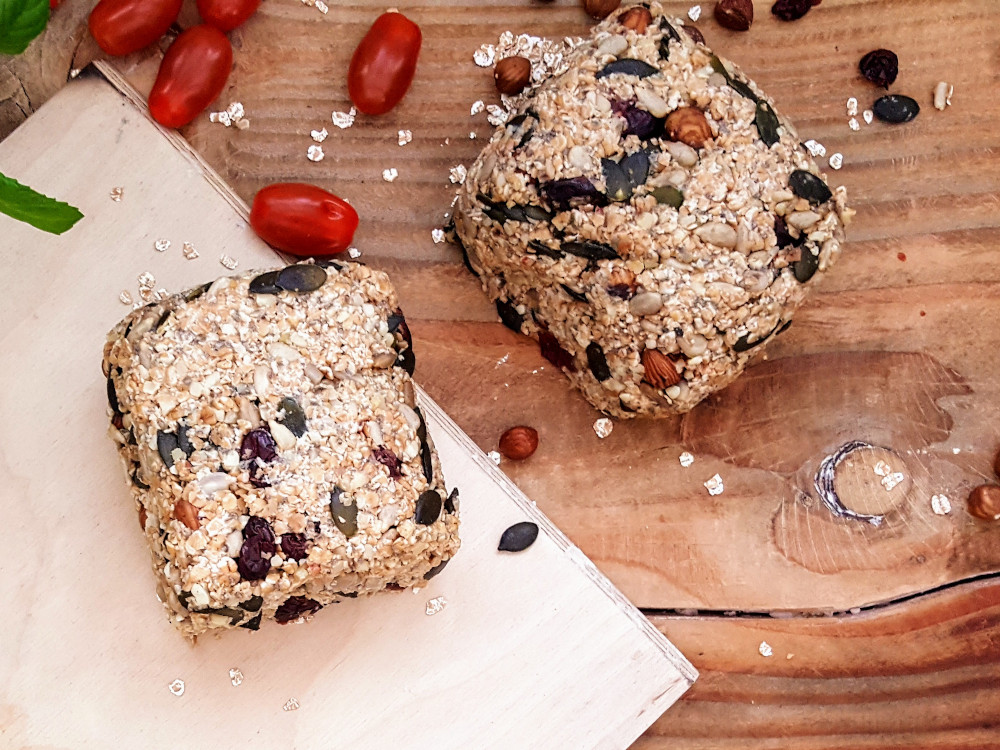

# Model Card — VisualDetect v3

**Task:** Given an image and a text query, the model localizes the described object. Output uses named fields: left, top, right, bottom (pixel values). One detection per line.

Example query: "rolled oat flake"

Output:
left=872, top=94, right=920, bottom=124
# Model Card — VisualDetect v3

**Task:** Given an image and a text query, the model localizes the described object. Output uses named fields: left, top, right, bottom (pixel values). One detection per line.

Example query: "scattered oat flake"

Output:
left=282, top=698, right=300, bottom=712
left=431, top=228, right=445, bottom=244
left=873, top=460, right=891, bottom=477
left=348, top=247, right=361, bottom=258
left=229, top=668, right=244, bottom=687
left=425, top=596, right=448, bottom=616
left=109, top=187, right=124, bottom=202
left=69, top=68, right=81, bottom=78
left=593, top=418, right=613, bottom=439
left=137, top=271, right=155, bottom=288
left=331, top=107, right=357, bottom=129
left=397, top=129, right=412, bottom=146
left=846, top=97, right=858, bottom=117
left=862, top=109, right=874, bottom=124
left=470, top=100, right=485, bottom=116
left=848, top=117, right=860, bottom=131
left=688, top=4, right=701, bottom=21
left=234, top=118, right=250, bottom=131
left=449, top=164, right=467, bottom=185
left=315, top=0, right=328, bottom=12
left=828, top=152, right=844, bottom=170
left=758, top=641, right=773, bottom=657
left=182, top=242, right=199, bottom=260
left=487, top=450, right=502, bottom=466
left=679, top=452, right=694, bottom=467
left=219, top=254, right=239, bottom=270
left=119, top=290, right=133, bottom=305
left=168, top=679, right=185, bottom=696
left=154, top=238, right=171, bottom=252
left=469, top=131, right=477, bottom=139
left=803, top=139, right=826, bottom=158
left=704, top=473, right=724, bottom=496
left=934, top=81, right=953, bottom=110
left=311, top=128, right=328, bottom=143
left=307, top=144, right=325, bottom=162
left=226, top=102, right=244, bottom=119
left=473, top=44, right=496, bottom=67
left=931, top=494, right=952, bottom=515
left=382, top=168, right=399, bottom=183
left=953, top=447, right=961, bottom=454
left=486, top=104, right=509, bottom=126
left=881, top=472, right=905, bottom=492
left=495, top=353, right=509, bottom=368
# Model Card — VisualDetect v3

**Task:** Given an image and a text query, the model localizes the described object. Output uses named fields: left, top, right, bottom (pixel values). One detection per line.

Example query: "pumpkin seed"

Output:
left=596, top=58, right=659, bottom=80
left=602, top=158, right=632, bottom=202
left=130, top=468, right=150, bottom=490
left=414, top=490, right=442, bottom=525
left=561, top=284, right=588, bottom=302
left=276, top=263, right=327, bottom=292
left=872, top=94, right=919, bottom=124
left=414, top=406, right=434, bottom=484
left=183, top=281, right=212, bottom=302
left=523, top=204, right=553, bottom=222
left=788, top=170, right=832, bottom=204
left=157, top=430, right=180, bottom=468
left=277, top=396, right=307, bottom=437
left=527, top=239, right=564, bottom=259
left=423, top=558, right=450, bottom=580
left=239, top=595, right=264, bottom=612
left=329, top=487, right=358, bottom=538
left=396, top=347, right=416, bottom=375
left=107, top=376, right=122, bottom=416
left=651, top=185, right=684, bottom=208
left=733, top=325, right=776, bottom=352
left=192, top=606, right=245, bottom=626
left=240, top=614, right=262, bottom=631
left=249, top=270, right=281, bottom=295
left=793, top=246, right=820, bottom=282
left=498, top=521, right=539, bottom=552
left=444, top=487, right=458, bottom=514
left=561, top=239, right=620, bottom=261
left=658, top=18, right=680, bottom=60
left=621, top=150, right=651, bottom=189
left=586, top=342, right=612, bottom=382
left=496, top=298, right=524, bottom=332
left=153, top=308, right=172, bottom=331
left=755, top=101, right=781, bottom=147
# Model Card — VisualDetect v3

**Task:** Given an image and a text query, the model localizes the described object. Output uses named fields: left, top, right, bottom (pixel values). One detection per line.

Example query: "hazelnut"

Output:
left=714, top=0, right=753, bottom=31
left=665, top=106, right=713, bottom=148
left=641, top=349, right=681, bottom=389
left=617, top=6, right=652, bottom=33
left=494, top=56, right=532, bottom=96
left=968, top=485, right=1000, bottom=522
left=582, top=0, right=622, bottom=20
left=499, top=426, right=539, bottom=461
left=173, top=497, right=201, bottom=530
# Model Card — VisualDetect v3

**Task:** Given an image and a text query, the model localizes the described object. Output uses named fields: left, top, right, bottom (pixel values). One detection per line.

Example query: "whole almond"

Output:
left=494, top=56, right=532, bottom=96
left=617, top=6, right=652, bottom=33
left=641, top=349, right=681, bottom=389
left=714, top=0, right=753, bottom=31
left=666, top=106, right=713, bottom=148
left=174, top=497, right=201, bottom=530
left=499, top=426, right=539, bottom=461
left=582, top=0, right=622, bottom=20
left=968, top=484, right=1000, bottom=521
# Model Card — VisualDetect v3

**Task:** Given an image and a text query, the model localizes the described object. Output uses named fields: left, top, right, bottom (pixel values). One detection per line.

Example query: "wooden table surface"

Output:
left=4, top=0, right=1000, bottom=746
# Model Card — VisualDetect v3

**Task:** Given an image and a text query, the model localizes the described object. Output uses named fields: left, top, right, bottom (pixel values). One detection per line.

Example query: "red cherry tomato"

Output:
left=148, top=25, right=233, bottom=129
left=250, top=184, right=359, bottom=257
left=347, top=11, right=421, bottom=116
left=196, top=0, right=261, bottom=32
left=88, top=0, right=182, bottom=57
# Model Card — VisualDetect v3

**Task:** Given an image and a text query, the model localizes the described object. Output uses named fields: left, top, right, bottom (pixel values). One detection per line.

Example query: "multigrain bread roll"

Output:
left=453, top=1, right=852, bottom=417
left=103, top=261, right=459, bottom=638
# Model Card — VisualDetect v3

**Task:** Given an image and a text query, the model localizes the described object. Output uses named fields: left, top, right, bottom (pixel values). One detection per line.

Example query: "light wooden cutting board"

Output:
left=0, top=68, right=695, bottom=749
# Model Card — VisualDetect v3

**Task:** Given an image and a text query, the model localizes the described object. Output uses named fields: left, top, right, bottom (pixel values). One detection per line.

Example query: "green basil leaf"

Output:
left=0, top=171, right=83, bottom=234
left=0, top=0, right=49, bottom=55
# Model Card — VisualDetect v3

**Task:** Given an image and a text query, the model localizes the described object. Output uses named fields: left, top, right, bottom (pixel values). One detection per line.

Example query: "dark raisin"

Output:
left=755, top=101, right=781, bottom=147
left=107, top=376, right=122, bottom=416
left=621, top=150, right=651, bottom=189
left=872, top=94, right=919, bottom=124
left=249, top=270, right=281, bottom=294
left=527, top=239, right=564, bottom=259
left=277, top=396, right=307, bottom=437
left=423, top=558, right=450, bottom=580
left=414, top=490, right=443, bottom=525
left=444, top=487, right=458, bottom=514
left=602, top=158, right=632, bottom=202
left=274, top=596, right=322, bottom=624
left=238, top=517, right=276, bottom=581
left=281, top=532, right=309, bottom=561
left=239, top=595, right=264, bottom=612
left=586, top=342, right=612, bottom=382
left=276, top=263, right=327, bottom=292
left=240, top=613, right=262, bottom=630
left=774, top=215, right=805, bottom=248
left=183, top=281, right=212, bottom=301
left=538, top=330, right=577, bottom=371
left=373, top=446, right=403, bottom=479
left=611, top=99, right=665, bottom=140
left=859, top=49, right=898, bottom=89
left=771, top=0, right=813, bottom=21
left=561, top=239, right=620, bottom=261
left=607, top=284, right=635, bottom=300
left=540, top=176, right=600, bottom=209
left=240, top=427, right=279, bottom=488
left=650, top=185, right=684, bottom=208
left=561, top=284, right=588, bottom=303
left=496, top=298, right=524, bottom=332
left=596, top=58, right=659, bottom=80
left=788, top=170, right=832, bottom=204
left=157, top=430, right=180, bottom=468
left=498, top=521, right=539, bottom=552
left=330, top=487, right=358, bottom=537
left=793, top=246, right=820, bottom=282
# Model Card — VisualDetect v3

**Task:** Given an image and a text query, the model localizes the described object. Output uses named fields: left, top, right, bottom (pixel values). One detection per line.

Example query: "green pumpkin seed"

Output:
left=788, top=170, right=832, bottom=204
left=755, top=102, right=781, bottom=147
left=651, top=185, right=684, bottom=208
left=249, top=270, right=281, bottom=295
left=527, top=239, right=564, bottom=259
left=561, top=239, right=620, bottom=261
left=423, top=558, right=450, bottom=580
left=602, top=158, right=632, bottom=202
left=793, top=247, right=820, bottom=282
left=277, top=396, right=308, bottom=437
left=414, top=490, right=442, bottom=526
left=596, top=59, right=659, bottom=80
left=276, top=263, right=327, bottom=292
left=329, top=487, right=358, bottom=538
left=621, top=150, right=651, bottom=189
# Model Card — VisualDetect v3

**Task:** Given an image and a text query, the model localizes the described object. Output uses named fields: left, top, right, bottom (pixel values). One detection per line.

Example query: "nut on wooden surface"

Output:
left=666, top=106, right=713, bottom=148
left=582, top=0, right=622, bottom=20
left=494, top=56, right=531, bottom=96
left=642, top=349, right=681, bottom=389
left=499, top=426, right=539, bottom=461
left=714, top=0, right=754, bottom=31
left=968, top=485, right=1000, bottom=521
left=618, top=6, right=652, bottom=33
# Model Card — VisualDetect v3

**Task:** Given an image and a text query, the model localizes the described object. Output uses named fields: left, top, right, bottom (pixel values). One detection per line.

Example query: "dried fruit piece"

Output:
left=540, top=176, right=601, bottom=209
left=240, top=426, right=279, bottom=488
left=872, top=94, right=919, bottom=124
left=612, top=99, right=665, bottom=139
left=274, top=596, right=322, bottom=623
left=859, top=49, right=898, bottom=89
left=596, top=59, right=659, bottom=80
left=994, top=446, right=1000, bottom=480
left=771, top=0, right=813, bottom=21
left=277, top=396, right=307, bottom=437
left=788, top=170, right=832, bottom=204
left=582, top=0, right=621, bottom=20
left=498, top=521, right=539, bottom=552
left=494, top=55, right=531, bottom=96
left=329, top=487, right=358, bottom=537
left=372, top=446, right=403, bottom=478
left=968, top=485, right=1000, bottom=521
left=414, top=489, right=443, bottom=525
left=642, top=349, right=681, bottom=388
left=618, top=6, right=652, bottom=33
left=586, top=342, right=612, bottom=382
left=665, top=107, right=712, bottom=148
left=238, top=516, right=276, bottom=581
left=280, top=532, right=308, bottom=560
left=276, top=263, right=327, bottom=292
left=538, top=330, right=577, bottom=371
left=499, top=426, right=539, bottom=460
left=714, top=0, right=753, bottom=31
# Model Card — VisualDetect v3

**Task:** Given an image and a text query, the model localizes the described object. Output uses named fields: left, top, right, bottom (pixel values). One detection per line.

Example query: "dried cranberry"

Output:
left=274, top=595, right=322, bottom=623
left=611, top=99, right=664, bottom=139
left=538, top=330, right=577, bottom=372
left=858, top=49, right=898, bottom=89
left=238, top=516, right=276, bottom=581
left=240, top=427, right=279, bottom=488
left=774, top=215, right=806, bottom=249
left=280, top=532, right=309, bottom=561
left=540, top=176, right=600, bottom=209
left=372, top=446, right=403, bottom=478
left=771, top=0, right=813, bottom=21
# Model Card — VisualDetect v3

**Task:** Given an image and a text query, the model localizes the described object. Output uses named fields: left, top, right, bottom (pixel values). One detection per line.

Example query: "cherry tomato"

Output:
left=347, top=11, right=421, bottom=116
left=196, top=0, right=261, bottom=32
left=250, top=184, right=359, bottom=257
left=148, top=25, right=233, bottom=129
left=88, top=0, right=182, bottom=57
